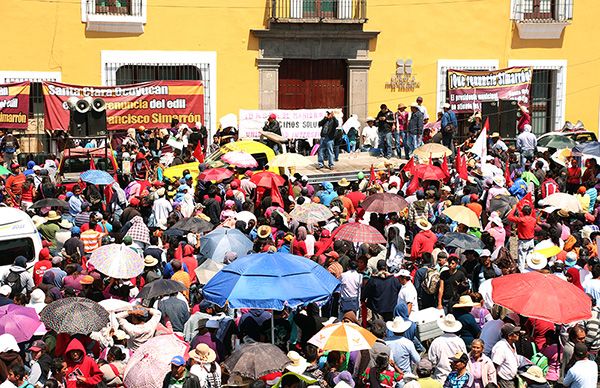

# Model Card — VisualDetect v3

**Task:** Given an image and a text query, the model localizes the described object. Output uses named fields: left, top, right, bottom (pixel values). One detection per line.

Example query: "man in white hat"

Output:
left=397, top=269, right=419, bottom=314
left=361, top=116, right=378, bottom=151
left=428, top=314, right=467, bottom=382
left=516, top=123, right=537, bottom=165
left=385, top=317, right=420, bottom=374
left=152, top=187, right=172, bottom=229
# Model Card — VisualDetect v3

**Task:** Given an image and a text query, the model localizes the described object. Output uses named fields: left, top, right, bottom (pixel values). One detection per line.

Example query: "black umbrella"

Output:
left=39, top=297, right=109, bottom=335
left=31, top=198, right=69, bottom=209
left=171, top=217, right=214, bottom=234
left=223, top=342, right=290, bottom=379
left=488, top=195, right=518, bottom=220
left=438, top=232, right=484, bottom=250
left=137, top=279, right=187, bottom=299
left=162, top=228, right=185, bottom=238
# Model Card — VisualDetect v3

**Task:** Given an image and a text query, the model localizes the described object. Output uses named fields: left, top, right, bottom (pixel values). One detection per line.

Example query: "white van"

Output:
left=0, top=207, right=42, bottom=275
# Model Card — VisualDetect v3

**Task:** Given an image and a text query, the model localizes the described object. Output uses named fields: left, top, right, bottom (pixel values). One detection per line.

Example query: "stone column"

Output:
left=257, top=58, right=282, bottom=110
left=346, top=58, right=372, bottom=122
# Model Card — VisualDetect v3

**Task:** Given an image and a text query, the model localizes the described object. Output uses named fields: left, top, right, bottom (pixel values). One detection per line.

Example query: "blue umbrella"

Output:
left=199, top=228, right=253, bottom=263
left=202, top=252, right=340, bottom=310
left=80, top=170, right=114, bottom=185
left=573, top=141, right=600, bottom=157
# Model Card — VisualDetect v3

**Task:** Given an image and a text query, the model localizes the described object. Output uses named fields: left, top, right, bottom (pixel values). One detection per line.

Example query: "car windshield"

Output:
left=0, top=238, right=35, bottom=267
left=61, top=157, right=113, bottom=173
left=536, top=136, right=554, bottom=147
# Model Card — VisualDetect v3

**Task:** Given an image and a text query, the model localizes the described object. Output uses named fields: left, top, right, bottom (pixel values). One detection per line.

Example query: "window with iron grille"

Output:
left=104, top=63, right=211, bottom=129
left=530, top=69, right=557, bottom=135
left=512, top=0, right=573, bottom=21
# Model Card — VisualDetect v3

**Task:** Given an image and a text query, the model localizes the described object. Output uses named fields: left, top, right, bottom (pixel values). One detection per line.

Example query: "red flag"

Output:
left=483, top=117, right=490, bottom=132
left=504, top=162, right=513, bottom=186
left=455, top=147, right=468, bottom=180
left=441, top=155, right=450, bottom=180
left=406, top=175, right=420, bottom=196
left=369, top=164, right=376, bottom=183
left=270, top=177, right=285, bottom=207
left=89, top=157, right=96, bottom=170
left=517, top=192, right=533, bottom=210
left=402, top=157, right=415, bottom=174
left=193, top=142, right=204, bottom=163
left=288, top=181, right=294, bottom=198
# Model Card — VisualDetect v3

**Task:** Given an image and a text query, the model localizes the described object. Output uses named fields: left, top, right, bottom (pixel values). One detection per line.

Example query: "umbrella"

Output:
left=414, top=164, right=447, bottom=181
left=0, top=305, right=41, bottom=343
left=289, top=203, right=333, bottom=225
left=137, top=279, right=188, bottom=300
left=223, top=342, right=290, bottom=379
left=171, top=217, right=214, bottom=234
left=88, top=244, right=144, bottom=279
left=443, top=206, right=480, bottom=228
left=271, top=153, right=311, bottom=168
left=360, top=193, right=408, bottom=214
left=0, top=165, right=10, bottom=176
left=413, top=143, right=452, bottom=160
left=40, top=297, right=109, bottom=335
left=31, top=198, right=70, bottom=209
left=251, top=171, right=285, bottom=188
left=521, top=171, right=539, bottom=186
left=551, top=148, right=572, bottom=166
left=199, top=228, right=253, bottom=263
left=162, top=228, right=185, bottom=238
left=98, top=299, right=132, bottom=313
left=123, top=334, right=190, bottom=388
left=194, top=259, right=224, bottom=285
left=489, top=195, right=518, bottom=219
left=198, top=167, right=233, bottom=183
left=308, top=322, right=377, bottom=352
left=221, top=151, right=258, bottom=168
left=533, top=240, right=561, bottom=258
left=236, top=210, right=257, bottom=227
left=203, top=252, right=340, bottom=309
left=491, top=271, right=592, bottom=324
left=539, top=193, right=582, bottom=213
left=333, top=222, right=386, bottom=244
left=438, top=232, right=484, bottom=250
left=80, top=170, right=114, bottom=185
left=573, top=141, right=600, bottom=157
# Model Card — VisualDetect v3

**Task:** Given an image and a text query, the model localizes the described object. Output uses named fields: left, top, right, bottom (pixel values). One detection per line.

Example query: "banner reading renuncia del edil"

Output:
left=0, top=82, right=30, bottom=130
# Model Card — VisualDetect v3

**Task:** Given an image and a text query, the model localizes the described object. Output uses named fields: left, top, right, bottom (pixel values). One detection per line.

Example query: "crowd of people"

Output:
left=0, top=104, right=598, bottom=388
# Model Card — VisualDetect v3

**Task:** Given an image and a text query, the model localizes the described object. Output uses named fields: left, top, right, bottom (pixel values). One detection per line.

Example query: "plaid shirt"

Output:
left=443, top=371, right=473, bottom=388
left=125, top=216, right=150, bottom=245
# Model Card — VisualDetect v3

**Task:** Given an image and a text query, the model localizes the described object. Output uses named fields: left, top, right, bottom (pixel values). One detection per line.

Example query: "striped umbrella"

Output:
left=333, top=222, right=386, bottom=244
left=221, top=151, right=258, bottom=168
left=308, top=322, right=377, bottom=352
left=290, top=203, right=333, bottom=225
left=89, top=244, right=144, bottom=279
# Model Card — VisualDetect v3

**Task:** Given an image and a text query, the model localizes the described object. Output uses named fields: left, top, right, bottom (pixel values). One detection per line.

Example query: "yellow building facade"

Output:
left=0, top=0, right=597, bottom=147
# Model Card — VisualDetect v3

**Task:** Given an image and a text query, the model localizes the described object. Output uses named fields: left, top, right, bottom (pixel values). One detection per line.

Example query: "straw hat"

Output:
left=437, top=314, right=463, bottom=333
left=79, top=275, right=94, bottom=285
left=338, top=178, right=350, bottom=187
left=189, top=343, right=216, bottom=363
left=144, top=255, right=159, bottom=267
left=416, top=218, right=432, bottom=231
left=519, top=366, right=547, bottom=384
left=386, top=317, right=412, bottom=334
left=257, top=225, right=272, bottom=239
left=526, top=252, right=548, bottom=271
left=452, top=295, right=478, bottom=309
left=58, top=219, right=73, bottom=229
left=286, top=351, right=310, bottom=375
left=490, top=132, right=500, bottom=138
left=32, top=215, right=46, bottom=228
left=46, top=211, right=61, bottom=221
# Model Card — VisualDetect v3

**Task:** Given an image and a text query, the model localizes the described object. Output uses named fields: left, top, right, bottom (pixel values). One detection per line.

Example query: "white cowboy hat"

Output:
left=286, top=351, right=310, bottom=375
left=519, top=365, right=547, bottom=384
left=396, top=269, right=412, bottom=279
left=492, top=176, right=505, bottom=187
left=416, top=218, right=432, bottom=231
left=442, top=103, right=451, bottom=109
left=452, top=295, right=479, bottom=309
left=526, top=252, right=548, bottom=271
left=386, top=317, right=412, bottom=334
left=437, top=314, right=463, bottom=333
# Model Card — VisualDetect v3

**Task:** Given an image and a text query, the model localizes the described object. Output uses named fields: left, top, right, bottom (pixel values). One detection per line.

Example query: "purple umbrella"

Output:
left=0, top=305, right=41, bottom=343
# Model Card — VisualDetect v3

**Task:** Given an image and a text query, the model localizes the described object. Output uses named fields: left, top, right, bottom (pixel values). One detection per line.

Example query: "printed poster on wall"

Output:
left=447, top=66, right=533, bottom=113
left=239, top=109, right=342, bottom=139
left=0, top=82, right=30, bottom=130
left=42, top=80, right=204, bottom=131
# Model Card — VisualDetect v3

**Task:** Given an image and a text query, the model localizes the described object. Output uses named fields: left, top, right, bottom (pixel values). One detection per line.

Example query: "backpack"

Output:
left=421, top=268, right=440, bottom=295
left=530, top=343, right=549, bottom=375
left=5, top=269, right=23, bottom=297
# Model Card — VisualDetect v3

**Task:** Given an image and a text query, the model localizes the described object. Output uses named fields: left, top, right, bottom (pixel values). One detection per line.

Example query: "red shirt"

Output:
left=411, top=230, right=437, bottom=259
left=541, top=178, right=559, bottom=199
left=33, top=260, right=52, bottom=286
left=517, top=111, right=531, bottom=131
left=80, top=223, right=102, bottom=233
left=291, top=239, right=307, bottom=257
left=346, top=191, right=366, bottom=210
left=507, top=207, right=536, bottom=240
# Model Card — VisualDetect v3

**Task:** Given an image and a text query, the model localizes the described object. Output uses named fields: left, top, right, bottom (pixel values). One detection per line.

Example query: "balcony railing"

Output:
left=512, top=0, right=573, bottom=22
left=271, top=0, right=367, bottom=23
left=87, top=0, right=143, bottom=17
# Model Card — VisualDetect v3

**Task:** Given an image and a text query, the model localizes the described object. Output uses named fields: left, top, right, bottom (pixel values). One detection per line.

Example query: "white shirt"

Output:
left=190, top=362, right=222, bottom=388
left=417, top=104, right=429, bottom=120
left=361, top=125, right=378, bottom=147
left=563, top=359, right=598, bottom=388
left=428, top=333, right=467, bottom=382
left=480, top=319, right=503, bottom=356
left=397, top=281, right=419, bottom=313
left=584, top=279, right=600, bottom=306
left=340, top=270, right=363, bottom=299
left=152, top=197, right=173, bottom=226
left=491, top=339, right=518, bottom=380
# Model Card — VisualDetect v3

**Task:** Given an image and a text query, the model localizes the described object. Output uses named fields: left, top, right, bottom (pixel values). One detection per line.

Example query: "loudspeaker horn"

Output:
left=75, top=97, right=93, bottom=114
left=66, top=97, right=79, bottom=110
left=92, top=98, right=106, bottom=112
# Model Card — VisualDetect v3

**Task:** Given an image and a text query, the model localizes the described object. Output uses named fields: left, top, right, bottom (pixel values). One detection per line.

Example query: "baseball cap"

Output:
left=479, top=249, right=491, bottom=258
left=397, top=269, right=412, bottom=279
left=28, top=340, right=47, bottom=352
left=449, top=352, right=469, bottom=364
left=51, top=256, right=62, bottom=265
left=171, top=355, right=186, bottom=366
left=501, top=323, right=521, bottom=337
left=417, top=358, right=433, bottom=371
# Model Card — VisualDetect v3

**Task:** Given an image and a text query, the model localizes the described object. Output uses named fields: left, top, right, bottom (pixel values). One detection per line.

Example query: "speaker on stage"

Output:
left=499, top=100, right=519, bottom=139
left=481, top=101, right=499, bottom=134
left=69, top=110, right=88, bottom=137
left=88, top=98, right=107, bottom=135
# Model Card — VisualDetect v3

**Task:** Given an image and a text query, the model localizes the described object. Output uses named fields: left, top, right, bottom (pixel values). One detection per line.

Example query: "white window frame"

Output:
left=81, top=0, right=147, bottom=33
left=508, top=59, right=567, bottom=131
left=436, top=60, right=499, bottom=114
left=0, top=71, right=61, bottom=83
left=101, top=50, right=217, bottom=134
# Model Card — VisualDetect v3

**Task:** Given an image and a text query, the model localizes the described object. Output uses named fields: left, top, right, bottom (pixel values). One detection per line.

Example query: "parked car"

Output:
left=536, top=130, right=597, bottom=153
left=57, top=147, right=118, bottom=192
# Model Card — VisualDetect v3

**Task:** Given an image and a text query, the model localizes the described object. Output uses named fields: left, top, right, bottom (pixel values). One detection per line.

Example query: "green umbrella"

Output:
left=0, top=165, right=11, bottom=176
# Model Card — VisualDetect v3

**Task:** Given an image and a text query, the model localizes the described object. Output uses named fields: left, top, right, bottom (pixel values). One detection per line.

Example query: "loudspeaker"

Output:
left=88, top=109, right=107, bottom=135
left=76, top=96, right=93, bottom=113
left=69, top=110, right=88, bottom=137
left=92, top=98, right=106, bottom=112
left=499, top=100, right=519, bottom=138
left=481, top=101, right=499, bottom=134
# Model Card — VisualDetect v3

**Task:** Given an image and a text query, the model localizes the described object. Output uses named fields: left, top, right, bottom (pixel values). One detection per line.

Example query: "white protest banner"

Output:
left=239, top=109, right=342, bottom=140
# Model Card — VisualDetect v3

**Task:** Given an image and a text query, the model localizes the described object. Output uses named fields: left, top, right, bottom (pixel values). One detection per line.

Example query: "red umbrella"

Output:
left=198, top=168, right=233, bottom=182
left=333, top=222, right=386, bottom=244
left=414, top=164, right=446, bottom=181
left=491, top=271, right=592, bottom=324
left=251, top=171, right=285, bottom=188
left=360, top=193, right=408, bottom=214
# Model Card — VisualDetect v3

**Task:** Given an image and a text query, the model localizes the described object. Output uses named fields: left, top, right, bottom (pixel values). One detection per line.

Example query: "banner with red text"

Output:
left=447, top=67, right=533, bottom=113
left=42, top=80, right=204, bottom=131
left=0, top=82, right=30, bottom=130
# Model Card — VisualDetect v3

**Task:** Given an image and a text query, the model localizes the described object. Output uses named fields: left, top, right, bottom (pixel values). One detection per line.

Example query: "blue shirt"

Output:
left=442, top=111, right=458, bottom=128
left=385, top=335, right=420, bottom=373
